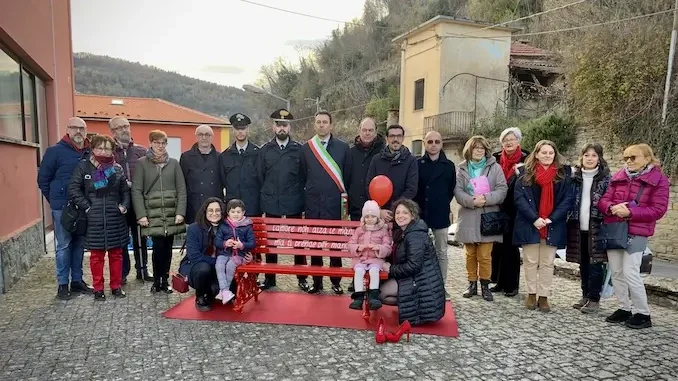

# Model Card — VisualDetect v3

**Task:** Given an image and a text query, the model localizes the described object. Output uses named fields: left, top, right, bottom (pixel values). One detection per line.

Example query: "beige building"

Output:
left=393, top=16, right=518, bottom=159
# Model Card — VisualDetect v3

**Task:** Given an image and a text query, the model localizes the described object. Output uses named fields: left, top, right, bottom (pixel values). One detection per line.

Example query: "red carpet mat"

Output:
left=163, top=292, right=459, bottom=338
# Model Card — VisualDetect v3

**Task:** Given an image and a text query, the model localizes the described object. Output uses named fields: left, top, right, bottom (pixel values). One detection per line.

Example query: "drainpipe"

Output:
left=399, top=40, right=406, bottom=127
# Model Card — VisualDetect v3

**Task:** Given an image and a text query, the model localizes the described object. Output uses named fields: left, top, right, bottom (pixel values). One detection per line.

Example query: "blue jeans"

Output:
left=52, top=210, right=86, bottom=285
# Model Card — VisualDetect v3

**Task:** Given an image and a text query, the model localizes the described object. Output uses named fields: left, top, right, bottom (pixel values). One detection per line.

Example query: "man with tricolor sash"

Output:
left=300, top=111, right=352, bottom=294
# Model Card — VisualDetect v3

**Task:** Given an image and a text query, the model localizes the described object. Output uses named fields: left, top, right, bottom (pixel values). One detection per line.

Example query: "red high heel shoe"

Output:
left=385, top=320, right=412, bottom=343
left=375, top=317, right=387, bottom=344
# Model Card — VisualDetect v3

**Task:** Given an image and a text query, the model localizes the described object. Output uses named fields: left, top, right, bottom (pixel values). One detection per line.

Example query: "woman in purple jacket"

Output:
left=598, top=144, right=670, bottom=329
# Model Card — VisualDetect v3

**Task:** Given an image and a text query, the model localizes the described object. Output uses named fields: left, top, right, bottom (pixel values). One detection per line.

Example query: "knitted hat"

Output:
left=362, top=200, right=380, bottom=218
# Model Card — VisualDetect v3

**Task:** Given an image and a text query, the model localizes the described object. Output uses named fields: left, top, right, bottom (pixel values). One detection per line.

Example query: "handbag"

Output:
left=596, top=184, right=645, bottom=251
left=480, top=209, right=510, bottom=236
left=640, top=249, right=653, bottom=274
left=170, top=241, right=189, bottom=293
left=61, top=200, right=87, bottom=235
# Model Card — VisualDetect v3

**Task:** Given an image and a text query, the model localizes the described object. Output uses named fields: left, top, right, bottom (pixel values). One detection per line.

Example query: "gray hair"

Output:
left=499, top=127, right=522, bottom=143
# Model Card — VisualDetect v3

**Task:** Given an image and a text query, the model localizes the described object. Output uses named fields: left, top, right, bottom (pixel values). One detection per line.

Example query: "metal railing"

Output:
left=423, top=111, right=475, bottom=140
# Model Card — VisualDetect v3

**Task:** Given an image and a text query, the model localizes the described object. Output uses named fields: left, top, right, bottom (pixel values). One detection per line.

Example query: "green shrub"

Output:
left=520, top=114, right=576, bottom=153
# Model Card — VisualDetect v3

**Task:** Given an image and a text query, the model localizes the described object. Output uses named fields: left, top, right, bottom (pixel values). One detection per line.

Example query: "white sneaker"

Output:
left=222, top=290, right=235, bottom=304
left=215, top=290, right=225, bottom=301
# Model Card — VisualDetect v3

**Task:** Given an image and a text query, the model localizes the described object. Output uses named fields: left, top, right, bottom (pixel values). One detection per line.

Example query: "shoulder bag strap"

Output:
left=144, top=171, right=162, bottom=196
left=633, top=183, right=646, bottom=205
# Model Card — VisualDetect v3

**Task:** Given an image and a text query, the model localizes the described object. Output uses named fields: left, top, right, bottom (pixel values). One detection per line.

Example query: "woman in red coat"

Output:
left=598, top=144, right=670, bottom=329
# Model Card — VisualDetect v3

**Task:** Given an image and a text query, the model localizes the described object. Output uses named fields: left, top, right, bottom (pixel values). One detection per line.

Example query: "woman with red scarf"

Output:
left=513, top=140, right=574, bottom=312
left=68, top=134, right=131, bottom=301
left=490, top=127, right=530, bottom=297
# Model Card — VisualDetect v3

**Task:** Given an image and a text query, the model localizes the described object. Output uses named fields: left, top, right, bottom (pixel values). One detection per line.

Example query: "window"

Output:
left=0, top=46, right=41, bottom=143
left=414, top=78, right=425, bottom=111
left=412, top=139, right=423, bottom=157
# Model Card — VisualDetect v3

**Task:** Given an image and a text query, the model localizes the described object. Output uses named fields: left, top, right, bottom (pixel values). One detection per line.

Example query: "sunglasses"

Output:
left=624, top=155, right=642, bottom=162
left=427, top=139, right=441, bottom=144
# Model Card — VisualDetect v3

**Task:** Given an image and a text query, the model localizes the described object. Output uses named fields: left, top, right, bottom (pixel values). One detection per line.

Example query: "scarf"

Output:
left=92, top=155, right=117, bottom=190
left=500, top=146, right=522, bottom=180
left=466, top=157, right=487, bottom=194
left=206, top=225, right=217, bottom=257
left=355, top=136, right=377, bottom=150
left=381, top=145, right=409, bottom=162
left=146, top=147, right=169, bottom=164
left=62, top=134, right=90, bottom=152
left=535, top=164, right=558, bottom=239
left=625, top=164, right=654, bottom=179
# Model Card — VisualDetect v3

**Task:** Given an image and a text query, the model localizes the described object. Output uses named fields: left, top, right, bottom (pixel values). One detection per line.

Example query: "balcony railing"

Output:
left=423, top=111, right=475, bottom=141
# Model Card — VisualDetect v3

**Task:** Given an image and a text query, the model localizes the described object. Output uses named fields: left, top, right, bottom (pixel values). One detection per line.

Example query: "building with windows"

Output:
left=75, top=94, right=231, bottom=158
left=0, top=1, right=75, bottom=292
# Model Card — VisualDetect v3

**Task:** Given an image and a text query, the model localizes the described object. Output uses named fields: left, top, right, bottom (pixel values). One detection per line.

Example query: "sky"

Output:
left=70, top=0, right=367, bottom=89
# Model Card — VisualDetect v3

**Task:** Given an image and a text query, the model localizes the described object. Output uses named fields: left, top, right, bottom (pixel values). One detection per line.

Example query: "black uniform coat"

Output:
left=219, top=141, right=261, bottom=216
left=180, top=144, right=223, bottom=224
left=300, top=135, right=352, bottom=220
left=414, top=152, right=456, bottom=230
left=68, top=160, right=130, bottom=250
left=390, top=219, right=446, bottom=325
left=347, top=135, right=385, bottom=220
left=257, top=139, right=305, bottom=216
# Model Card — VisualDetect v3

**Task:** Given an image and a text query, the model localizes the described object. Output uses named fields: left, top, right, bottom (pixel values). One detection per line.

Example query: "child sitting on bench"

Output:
left=214, top=199, right=255, bottom=304
left=347, top=200, right=392, bottom=310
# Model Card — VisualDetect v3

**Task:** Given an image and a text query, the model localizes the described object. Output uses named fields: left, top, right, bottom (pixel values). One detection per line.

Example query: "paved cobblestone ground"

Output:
left=1, top=245, right=677, bottom=381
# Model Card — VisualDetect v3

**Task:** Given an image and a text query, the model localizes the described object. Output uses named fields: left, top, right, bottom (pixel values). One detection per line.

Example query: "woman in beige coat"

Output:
left=454, top=136, right=508, bottom=301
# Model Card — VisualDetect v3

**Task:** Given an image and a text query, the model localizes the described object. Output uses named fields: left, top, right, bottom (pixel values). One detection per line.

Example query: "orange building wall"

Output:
left=85, top=120, right=231, bottom=152
left=0, top=142, right=42, bottom=240
left=0, top=0, right=74, bottom=239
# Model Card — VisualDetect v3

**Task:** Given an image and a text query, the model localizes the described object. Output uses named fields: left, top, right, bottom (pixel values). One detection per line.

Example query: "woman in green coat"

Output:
left=131, top=130, right=187, bottom=293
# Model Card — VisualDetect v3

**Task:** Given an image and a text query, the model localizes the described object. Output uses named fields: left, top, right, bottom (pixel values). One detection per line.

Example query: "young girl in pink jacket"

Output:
left=348, top=200, right=392, bottom=310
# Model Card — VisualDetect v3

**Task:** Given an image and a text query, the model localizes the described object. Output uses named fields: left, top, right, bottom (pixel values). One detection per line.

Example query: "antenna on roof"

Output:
left=111, top=99, right=124, bottom=105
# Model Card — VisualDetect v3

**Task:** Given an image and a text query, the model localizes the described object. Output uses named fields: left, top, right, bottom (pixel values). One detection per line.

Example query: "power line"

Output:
left=459, top=0, right=589, bottom=36
left=294, top=99, right=391, bottom=122
left=446, top=8, right=676, bottom=40
left=237, top=0, right=353, bottom=24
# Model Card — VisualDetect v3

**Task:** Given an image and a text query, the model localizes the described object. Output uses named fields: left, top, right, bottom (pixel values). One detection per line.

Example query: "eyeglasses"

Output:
left=275, top=121, right=290, bottom=127
left=472, top=146, right=485, bottom=151
left=207, top=209, right=222, bottom=215
left=93, top=147, right=113, bottom=153
left=151, top=141, right=167, bottom=146
left=111, top=125, right=130, bottom=132
left=387, top=134, right=403, bottom=139
left=197, top=133, right=213, bottom=138
left=426, top=139, right=441, bottom=144
left=502, top=138, right=518, bottom=143
left=68, top=126, right=85, bottom=132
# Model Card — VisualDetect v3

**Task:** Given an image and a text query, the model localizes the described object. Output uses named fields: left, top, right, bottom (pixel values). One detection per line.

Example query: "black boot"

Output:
left=367, top=289, right=382, bottom=310
left=349, top=292, right=365, bottom=310
left=480, top=280, right=494, bottom=301
left=150, top=280, right=162, bottom=293
left=462, top=281, right=478, bottom=298
left=160, top=277, right=173, bottom=294
left=56, top=284, right=71, bottom=300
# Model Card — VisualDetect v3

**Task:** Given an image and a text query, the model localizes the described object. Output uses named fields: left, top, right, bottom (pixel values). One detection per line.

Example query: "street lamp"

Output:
left=242, top=84, right=291, bottom=111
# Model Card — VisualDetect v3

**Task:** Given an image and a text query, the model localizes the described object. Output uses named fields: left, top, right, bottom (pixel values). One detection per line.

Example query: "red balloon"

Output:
left=369, top=175, right=393, bottom=207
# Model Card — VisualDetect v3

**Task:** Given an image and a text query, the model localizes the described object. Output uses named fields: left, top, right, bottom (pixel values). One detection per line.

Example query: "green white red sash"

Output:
left=308, top=135, right=346, bottom=193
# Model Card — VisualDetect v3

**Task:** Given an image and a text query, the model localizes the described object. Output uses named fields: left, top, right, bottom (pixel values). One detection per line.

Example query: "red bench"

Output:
left=233, top=217, right=389, bottom=319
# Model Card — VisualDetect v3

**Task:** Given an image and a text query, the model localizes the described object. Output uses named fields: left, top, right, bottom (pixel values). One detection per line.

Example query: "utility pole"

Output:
left=661, top=0, right=678, bottom=125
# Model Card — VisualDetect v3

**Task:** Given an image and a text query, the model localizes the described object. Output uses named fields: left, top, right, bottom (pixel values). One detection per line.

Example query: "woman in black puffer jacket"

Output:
left=380, top=198, right=446, bottom=325
left=68, top=134, right=130, bottom=301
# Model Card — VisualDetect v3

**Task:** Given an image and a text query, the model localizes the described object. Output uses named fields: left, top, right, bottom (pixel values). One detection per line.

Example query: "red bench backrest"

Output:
left=251, top=217, right=360, bottom=258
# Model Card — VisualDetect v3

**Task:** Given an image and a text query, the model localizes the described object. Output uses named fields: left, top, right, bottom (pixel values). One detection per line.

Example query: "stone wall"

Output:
left=0, top=222, right=45, bottom=293
left=568, top=125, right=678, bottom=263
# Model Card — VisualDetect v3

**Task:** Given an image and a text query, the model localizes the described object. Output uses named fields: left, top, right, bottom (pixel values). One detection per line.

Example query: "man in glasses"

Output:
left=108, top=116, right=152, bottom=284
left=38, top=117, right=94, bottom=300
left=414, top=131, right=456, bottom=300
left=256, top=108, right=309, bottom=291
left=180, top=125, right=223, bottom=225
left=366, top=124, right=419, bottom=222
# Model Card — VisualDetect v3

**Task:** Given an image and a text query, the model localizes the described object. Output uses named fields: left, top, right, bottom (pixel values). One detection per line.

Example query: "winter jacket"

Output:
left=113, top=140, right=146, bottom=182
left=453, top=157, right=508, bottom=243
left=347, top=136, right=385, bottom=219
left=598, top=166, right=670, bottom=237
left=214, top=217, right=255, bottom=257
left=414, top=152, right=457, bottom=230
left=301, top=135, right=352, bottom=220
left=131, top=156, right=187, bottom=237
left=366, top=146, right=419, bottom=210
left=37, top=138, right=90, bottom=211
left=513, top=166, right=574, bottom=248
left=257, top=139, right=305, bottom=216
left=390, top=219, right=446, bottom=326
left=347, top=221, right=392, bottom=268
left=566, top=165, right=611, bottom=264
left=180, top=144, right=223, bottom=224
left=220, top=141, right=261, bottom=216
left=492, top=149, right=530, bottom=226
left=179, top=222, right=218, bottom=277
left=67, top=159, right=130, bottom=250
